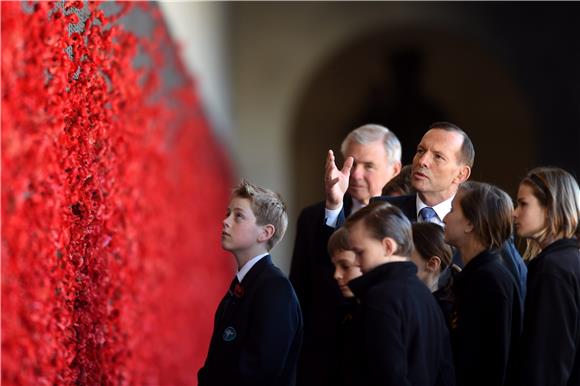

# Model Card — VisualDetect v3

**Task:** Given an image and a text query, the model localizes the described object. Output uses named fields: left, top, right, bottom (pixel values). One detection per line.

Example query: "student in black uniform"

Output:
left=327, top=227, right=363, bottom=386
left=513, top=167, right=580, bottom=386
left=411, top=222, right=457, bottom=328
left=443, top=181, right=522, bottom=386
left=198, top=180, right=303, bottom=386
left=345, top=201, right=455, bottom=386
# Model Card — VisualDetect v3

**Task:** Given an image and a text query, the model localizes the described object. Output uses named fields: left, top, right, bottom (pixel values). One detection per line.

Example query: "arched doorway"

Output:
left=290, top=25, right=536, bottom=211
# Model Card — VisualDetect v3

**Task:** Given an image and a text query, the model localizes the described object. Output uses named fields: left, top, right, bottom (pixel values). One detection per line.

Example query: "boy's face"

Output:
left=222, top=197, right=262, bottom=255
left=331, top=250, right=362, bottom=298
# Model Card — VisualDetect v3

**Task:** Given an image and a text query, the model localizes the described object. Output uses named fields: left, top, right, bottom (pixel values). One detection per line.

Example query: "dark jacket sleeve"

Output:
left=518, top=272, right=579, bottom=386
left=289, top=204, right=339, bottom=315
left=239, top=276, right=302, bottom=386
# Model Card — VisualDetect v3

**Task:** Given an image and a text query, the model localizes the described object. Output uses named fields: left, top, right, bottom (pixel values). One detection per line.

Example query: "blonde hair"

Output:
left=232, top=179, right=288, bottom=250
left=520, top=167, right=580, bottom=260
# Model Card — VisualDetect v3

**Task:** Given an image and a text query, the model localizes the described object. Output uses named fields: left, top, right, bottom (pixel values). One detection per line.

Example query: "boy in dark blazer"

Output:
left=198, top=180, right=303, bottom=386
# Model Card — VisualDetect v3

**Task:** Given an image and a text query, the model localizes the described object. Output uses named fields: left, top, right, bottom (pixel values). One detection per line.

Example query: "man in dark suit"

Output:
left=289, top=124, right=402, bottom=386
left=373, top=122, right=527, bottom=299
left=198, top=181, right=303, bottom=386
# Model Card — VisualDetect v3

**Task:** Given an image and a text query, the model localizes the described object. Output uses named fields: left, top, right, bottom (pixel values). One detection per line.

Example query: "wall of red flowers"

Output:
left=2, top=2, right=233, bottom=384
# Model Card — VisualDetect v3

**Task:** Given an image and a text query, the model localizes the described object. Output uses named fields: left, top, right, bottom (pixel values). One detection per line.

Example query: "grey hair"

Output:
left=341, top=124, right=402, bottom=165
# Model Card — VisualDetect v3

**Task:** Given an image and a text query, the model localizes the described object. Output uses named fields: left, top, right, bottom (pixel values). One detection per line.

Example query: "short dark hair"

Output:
left=345, top=201, right=413, bottom=257
left=457, top=181, right=513, bottom=249
left=382, top=164, right=415, bottom=196
left=428, top=121, right=475, bottom=168
left=327, top=226, right=351, bottom=257
left=412, top=222, right=453, bottom=270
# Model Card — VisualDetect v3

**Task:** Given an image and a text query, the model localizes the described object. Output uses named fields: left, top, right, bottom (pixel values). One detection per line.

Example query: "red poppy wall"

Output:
left=1, top=2, right=233, bottom=385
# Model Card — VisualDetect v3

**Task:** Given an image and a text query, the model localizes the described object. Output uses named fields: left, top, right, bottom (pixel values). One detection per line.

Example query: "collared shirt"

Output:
left=324, top=198, right=365, bottom=228
left=237, top=253, right=268, bottom=282
left=415, top=194, right=454, bottom=227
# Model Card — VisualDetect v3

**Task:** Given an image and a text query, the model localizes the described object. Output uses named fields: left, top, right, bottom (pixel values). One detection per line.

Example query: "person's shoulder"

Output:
left=532, top=245, right=580, bottom=278
left=259, top=260, right=296, bottom=292
left=296, top=200, right=326, bottom=221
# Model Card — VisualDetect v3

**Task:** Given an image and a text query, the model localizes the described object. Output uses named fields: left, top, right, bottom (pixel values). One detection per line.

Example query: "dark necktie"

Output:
left=419, top=207, right=438, bottom=223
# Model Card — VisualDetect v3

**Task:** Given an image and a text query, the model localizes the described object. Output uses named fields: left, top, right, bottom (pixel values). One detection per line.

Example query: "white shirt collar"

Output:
left=237, top=253, right=269, bottom=282
left=415, top=194, right=455, bottom=227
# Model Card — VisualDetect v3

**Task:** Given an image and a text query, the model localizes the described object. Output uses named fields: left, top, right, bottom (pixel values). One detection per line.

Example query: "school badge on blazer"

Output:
left=223, top=326, right=237, bottom=342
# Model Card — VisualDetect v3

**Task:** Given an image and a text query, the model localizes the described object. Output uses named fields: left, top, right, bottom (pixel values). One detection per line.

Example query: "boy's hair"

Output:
left=457, top=181, right=513, bottom=250
left=232, top=179, right=288, bottom=251
left=327, top=226, right=351, bottom=257
left=346, top=201, right=413, bottom=258
left=520, top=167, right=580, bottom=259
left=412, top=222, right=453, bottom=270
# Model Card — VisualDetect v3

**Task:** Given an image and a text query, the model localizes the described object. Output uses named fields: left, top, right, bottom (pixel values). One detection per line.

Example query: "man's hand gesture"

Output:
left=325, top=149, right=353, bottom=210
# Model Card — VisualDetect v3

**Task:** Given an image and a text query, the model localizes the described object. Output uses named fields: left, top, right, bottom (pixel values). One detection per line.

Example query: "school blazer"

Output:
left=198, top=255, right=303, bottom=386
left=372, top=193, right=528, bottom=300
left=516, top=238, right=580, bottom=386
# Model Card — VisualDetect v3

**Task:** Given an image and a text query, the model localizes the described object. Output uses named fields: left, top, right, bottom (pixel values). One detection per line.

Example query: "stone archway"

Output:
left=290, top=25, right=536, bottom=211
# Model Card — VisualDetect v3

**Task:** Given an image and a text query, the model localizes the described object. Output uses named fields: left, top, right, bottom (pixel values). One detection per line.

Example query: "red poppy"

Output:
left=234, top=283, right=245, bottom=298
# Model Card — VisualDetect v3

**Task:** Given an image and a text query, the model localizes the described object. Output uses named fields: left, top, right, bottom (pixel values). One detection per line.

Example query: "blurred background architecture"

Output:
left=161, top=1, right=580, bottom=273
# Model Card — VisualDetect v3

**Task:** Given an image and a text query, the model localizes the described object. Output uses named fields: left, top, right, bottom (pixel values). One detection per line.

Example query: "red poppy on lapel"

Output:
left=234, top=283, right=245, bottom=298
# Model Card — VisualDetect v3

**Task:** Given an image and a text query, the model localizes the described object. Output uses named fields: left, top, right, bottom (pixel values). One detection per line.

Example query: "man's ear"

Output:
left=454, top=165, right=471, bottom=184
left=381, top=237, right=398, bottom=257
left=426, top=256, right=442, bottom=273
left=391, top=162, right=402, bottom=178
left=258, top=224, right=276, bottom=243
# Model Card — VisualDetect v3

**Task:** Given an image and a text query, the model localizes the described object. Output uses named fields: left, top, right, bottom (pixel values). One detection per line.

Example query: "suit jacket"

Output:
left=289, top=196, right=354, bottom=386
left=348, top=262, right=456, bottom=386
left=516, top=238, right=580, bottom=386
left=372, top=194, right=528, bottom=301
left=198, top=255, right=303, bottom=386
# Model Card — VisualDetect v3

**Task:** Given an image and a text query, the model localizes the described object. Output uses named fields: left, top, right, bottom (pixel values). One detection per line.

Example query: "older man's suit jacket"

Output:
left=289, top=196, right=355, bottom=386
left=198, top=255, right=303, bottom=386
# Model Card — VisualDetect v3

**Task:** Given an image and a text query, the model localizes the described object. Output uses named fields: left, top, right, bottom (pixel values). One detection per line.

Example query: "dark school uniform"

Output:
left=348, top=261, right=455, bottom=386
left=331, top=298, right=364, bottom=386
left=516, top=238, right=580, bottom=386
left=372, top=194, right=528, bottom=300
left=198, top=255, right=303, bottom=386
left=451, top=249, right=522, bottom=386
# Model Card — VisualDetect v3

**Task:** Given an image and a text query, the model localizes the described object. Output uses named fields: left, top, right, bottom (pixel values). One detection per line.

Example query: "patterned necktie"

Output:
left=419, top=207, right=437, bottom=223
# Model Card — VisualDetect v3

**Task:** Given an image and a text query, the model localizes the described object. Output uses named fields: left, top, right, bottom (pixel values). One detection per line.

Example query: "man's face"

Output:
left=345, top=140, right=399, bottom=204
left=411, top=129, right=468, bottom=204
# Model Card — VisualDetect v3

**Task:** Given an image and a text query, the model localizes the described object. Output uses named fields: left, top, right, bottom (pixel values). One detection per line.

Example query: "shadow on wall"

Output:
left=291, top=25, right=535, bottom=211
